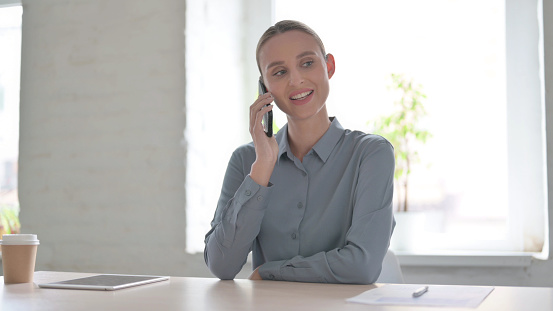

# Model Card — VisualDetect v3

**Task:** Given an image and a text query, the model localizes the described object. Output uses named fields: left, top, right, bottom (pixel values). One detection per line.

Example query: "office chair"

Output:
left=375, top=249, right=404, bottom=283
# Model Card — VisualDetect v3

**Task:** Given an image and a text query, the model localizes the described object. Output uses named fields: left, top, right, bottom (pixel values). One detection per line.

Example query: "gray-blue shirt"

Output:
left=204, top=118, right=395, bottom=284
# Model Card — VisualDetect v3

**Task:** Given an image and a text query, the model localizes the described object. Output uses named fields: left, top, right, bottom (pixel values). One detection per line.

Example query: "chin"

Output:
left=289, top=108, right=328, bottom=122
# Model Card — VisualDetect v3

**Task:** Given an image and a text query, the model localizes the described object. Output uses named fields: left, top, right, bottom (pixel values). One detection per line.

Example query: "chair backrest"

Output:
left=376, top=249, right=404, bottom=283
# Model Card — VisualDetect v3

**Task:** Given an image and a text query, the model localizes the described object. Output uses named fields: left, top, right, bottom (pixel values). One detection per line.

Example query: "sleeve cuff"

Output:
left=236, top=175, right=272, bottom=206
left=258, top=260, right=286, bottom=281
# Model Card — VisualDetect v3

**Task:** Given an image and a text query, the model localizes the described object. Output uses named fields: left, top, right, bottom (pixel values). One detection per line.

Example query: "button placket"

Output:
left=287, top=162, right=308, bottom=252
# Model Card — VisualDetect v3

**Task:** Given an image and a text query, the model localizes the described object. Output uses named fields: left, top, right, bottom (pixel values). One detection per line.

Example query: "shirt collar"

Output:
left=276, top=124, right=292, bottom=162
left=276, top=117, right=345, bottom=163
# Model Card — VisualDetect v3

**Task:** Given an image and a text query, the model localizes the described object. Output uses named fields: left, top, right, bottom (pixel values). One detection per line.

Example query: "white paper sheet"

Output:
left=347, top=284, right=494, bottom=308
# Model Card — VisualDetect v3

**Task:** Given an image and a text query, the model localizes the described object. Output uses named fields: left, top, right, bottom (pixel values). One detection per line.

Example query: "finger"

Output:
left=256, top=103, right=273, bottom=118
left=257, top=92, right=273, bottom=100
left=250, top=93, right=273, bottom=113
left=252, top=104, right=273, bottom=128
left=250, top=94, right=274, bottom=128
left=251, top=104, right=274, bottom=135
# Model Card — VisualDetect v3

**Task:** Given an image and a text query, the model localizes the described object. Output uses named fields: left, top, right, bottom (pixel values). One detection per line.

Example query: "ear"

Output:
left=325, top=53, right=335, bottom=79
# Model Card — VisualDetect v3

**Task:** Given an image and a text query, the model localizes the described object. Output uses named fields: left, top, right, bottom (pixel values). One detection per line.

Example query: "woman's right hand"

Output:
left=249, top=93, right=279, bottom=186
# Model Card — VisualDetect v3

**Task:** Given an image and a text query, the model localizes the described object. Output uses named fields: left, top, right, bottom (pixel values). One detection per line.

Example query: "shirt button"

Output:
left=291, top=233, right=297, bottom=240
left=302, top=171, right=307, bottom=177
left=297, top=202, right=303, bottom=209
left=245, top=190, right=251, bottom=196
left=257, top=195, right=263, bottom=201
left=268, top=274, right=275, bottom=280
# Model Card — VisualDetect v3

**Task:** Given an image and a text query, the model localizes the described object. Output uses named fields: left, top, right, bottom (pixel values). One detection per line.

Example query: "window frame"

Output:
left=398, top=0, right=552, bottom=262
left=0, top=0, right=21, bottom=8
left=185, top=0, right=552, bottom=264
left=272, top=0, right=548, bottom=256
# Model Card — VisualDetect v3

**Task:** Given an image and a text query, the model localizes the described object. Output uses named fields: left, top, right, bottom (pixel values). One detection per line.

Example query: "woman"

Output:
left=204, top=20, right=395, bottom=284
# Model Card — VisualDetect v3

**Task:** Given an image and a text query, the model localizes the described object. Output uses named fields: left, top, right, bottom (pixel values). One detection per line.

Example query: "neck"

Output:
left=287, top=111, right=331, bottom=162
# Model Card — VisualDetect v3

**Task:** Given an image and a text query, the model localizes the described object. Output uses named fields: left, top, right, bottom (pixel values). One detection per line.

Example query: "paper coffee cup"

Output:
left=1, top=234, right=40, bottom=284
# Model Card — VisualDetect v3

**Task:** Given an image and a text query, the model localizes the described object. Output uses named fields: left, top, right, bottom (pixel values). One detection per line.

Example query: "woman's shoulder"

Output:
left=229, top=141, right=256, bottom=163
left=233, top=141, right=255, bottom=154
left=343, top=129, right=394, bottom=152
left=342, top=130, right=394, bottom=169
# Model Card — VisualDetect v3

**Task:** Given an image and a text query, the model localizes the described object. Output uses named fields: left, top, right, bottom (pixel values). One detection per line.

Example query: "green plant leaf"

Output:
left=368, top=73, right=431, bottom=212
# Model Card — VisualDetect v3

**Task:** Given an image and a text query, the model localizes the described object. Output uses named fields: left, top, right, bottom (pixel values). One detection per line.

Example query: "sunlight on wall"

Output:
left=0, top=6, right=22, bottom=210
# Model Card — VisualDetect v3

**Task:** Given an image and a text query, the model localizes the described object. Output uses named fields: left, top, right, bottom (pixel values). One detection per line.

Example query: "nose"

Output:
left=288, top=68, right=304, bottom=86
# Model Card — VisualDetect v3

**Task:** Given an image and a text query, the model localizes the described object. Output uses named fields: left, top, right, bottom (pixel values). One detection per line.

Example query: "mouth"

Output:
left=289, top=90, right=314, bottom=101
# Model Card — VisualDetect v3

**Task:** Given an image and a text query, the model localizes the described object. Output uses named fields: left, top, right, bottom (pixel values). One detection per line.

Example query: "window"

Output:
left=185, top=0, right=546, bottom=254
left=0, top=4, right=22, bottom=232
left=184, top=0, right=263, bottom=253
left=275, top=0, right=545, bottom=253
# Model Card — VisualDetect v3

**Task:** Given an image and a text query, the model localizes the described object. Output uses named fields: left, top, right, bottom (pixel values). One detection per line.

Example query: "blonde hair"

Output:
left=256, top=20, right=326, bottom=75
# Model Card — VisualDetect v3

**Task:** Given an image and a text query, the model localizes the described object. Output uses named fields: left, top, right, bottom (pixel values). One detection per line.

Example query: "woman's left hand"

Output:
left=248, top=267, right=263, bottom=280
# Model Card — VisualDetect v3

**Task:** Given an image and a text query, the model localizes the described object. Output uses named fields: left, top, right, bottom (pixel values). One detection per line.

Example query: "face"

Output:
left=258, top=30, right=335, bottom=123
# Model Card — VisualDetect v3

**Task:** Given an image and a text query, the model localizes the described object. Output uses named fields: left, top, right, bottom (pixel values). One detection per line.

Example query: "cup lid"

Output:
left=0, top=234, right=40, bottom=245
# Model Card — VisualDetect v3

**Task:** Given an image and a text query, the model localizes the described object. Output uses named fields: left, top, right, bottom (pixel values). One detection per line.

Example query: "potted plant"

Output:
left=371, top=73, right=431, bottom=212
left=370, top=74, right=431, bottom=250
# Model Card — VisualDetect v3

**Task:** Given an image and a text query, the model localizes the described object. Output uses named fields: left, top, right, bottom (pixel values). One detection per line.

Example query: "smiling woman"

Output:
left=186, top=0, right=547, bottom=271
left=256, top=29, right=334, bottom=156
left=203, top=20, right=395, bottom=284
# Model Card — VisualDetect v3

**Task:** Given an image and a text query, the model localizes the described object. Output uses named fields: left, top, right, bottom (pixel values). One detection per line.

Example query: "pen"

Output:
left=412, top=286, right=429, bottom=298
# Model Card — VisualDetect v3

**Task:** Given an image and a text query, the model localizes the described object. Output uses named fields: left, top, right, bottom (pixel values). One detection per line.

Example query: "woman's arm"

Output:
left=204, top=92, right=279, bottom=280
left=257, top=140, right=395, bottom=284
left=204, top=147, right=272, bottom=279
left=248, top=92, right=279, bottom=186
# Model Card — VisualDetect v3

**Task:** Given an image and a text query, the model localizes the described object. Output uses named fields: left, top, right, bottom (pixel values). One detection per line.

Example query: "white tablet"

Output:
left=38, top=274, right=170, bottom=291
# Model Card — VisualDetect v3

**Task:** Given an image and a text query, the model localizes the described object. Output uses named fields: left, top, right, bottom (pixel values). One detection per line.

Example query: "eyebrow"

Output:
left=266, top=51, right=318, bottom=70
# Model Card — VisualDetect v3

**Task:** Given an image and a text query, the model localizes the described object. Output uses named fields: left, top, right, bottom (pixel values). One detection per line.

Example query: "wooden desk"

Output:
left=1, top=271, right=552, bottom=310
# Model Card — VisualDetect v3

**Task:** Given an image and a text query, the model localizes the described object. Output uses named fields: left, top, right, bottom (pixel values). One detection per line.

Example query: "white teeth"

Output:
left=291, top=90, right=313, bottom=100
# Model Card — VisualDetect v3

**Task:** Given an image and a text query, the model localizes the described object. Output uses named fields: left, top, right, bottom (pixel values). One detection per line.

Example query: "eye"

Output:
left=273, top=69, right=286, bottom=76
left=302, top=60, right=314, bottom=68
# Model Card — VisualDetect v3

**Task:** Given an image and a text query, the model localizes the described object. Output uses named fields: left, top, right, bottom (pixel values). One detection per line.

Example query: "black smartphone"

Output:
left=258, top=78, right=273, bottom=137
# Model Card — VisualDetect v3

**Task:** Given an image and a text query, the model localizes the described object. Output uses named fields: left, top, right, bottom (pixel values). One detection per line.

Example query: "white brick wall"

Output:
left=17, top=0, right=203, bottom=276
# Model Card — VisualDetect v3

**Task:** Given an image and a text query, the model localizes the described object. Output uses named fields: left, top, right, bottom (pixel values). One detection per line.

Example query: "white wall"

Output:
left=15, top=0, right=553, bottom=285
left=17, top=0, right=203, bottom=276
